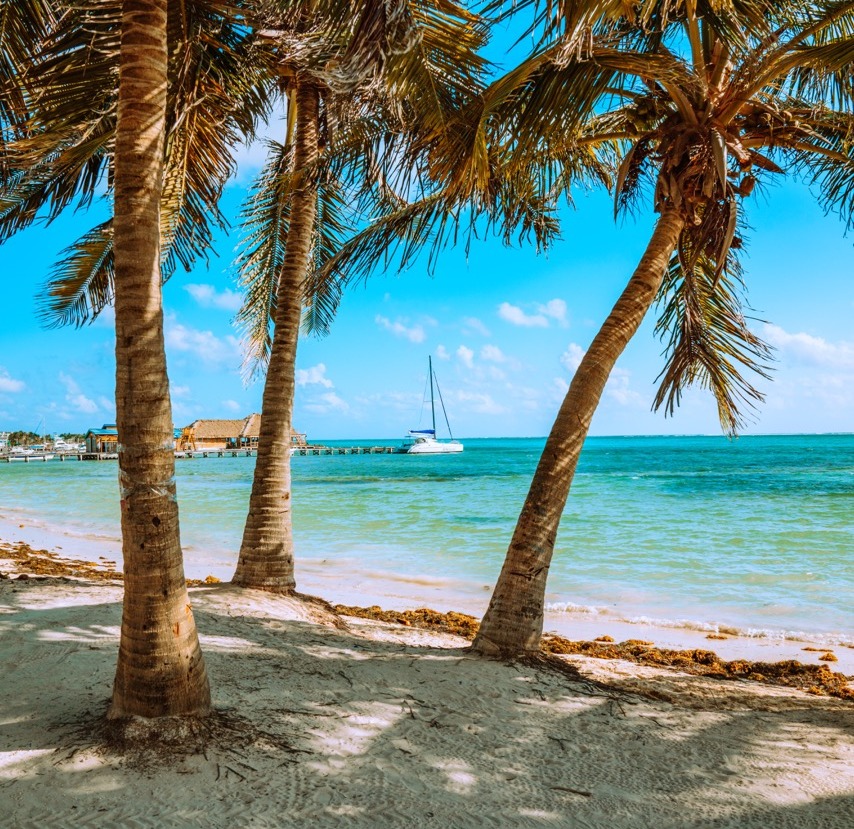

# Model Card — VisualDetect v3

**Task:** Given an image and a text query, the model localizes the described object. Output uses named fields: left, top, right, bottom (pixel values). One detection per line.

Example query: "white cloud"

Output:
left=97, top=396, right=115, bottom=415
left=59, top=372, right=98, bottom=414
left=171, top=385, right=191, bottom=398
left=455, top=390, right=506, bottom=415
left=560, top=343, right=586, bottom=374
left=305, top=391, right=349, bottom=414
left=165, top=319, right=240, bottom=366
left=481, top=344, right=506, bottom=363
left=355, top=390, right=420, bottom=413
left=763, top=324, right=854, bottom=368
left=375, top=315, right=426, bottom=343
left=498, top=302, right=549, bottom=328
left=462, top=316, right=491, bottom=337
left=185, top=283, right=242, bottom=312
left=756, top=324, right=854, bottom=420
left=296, top=363, right=334, bottom=388
left=230, top=119, right=284, bottom=183
left=537, top=298, right=568, bottom=327
left=222, top=399, right=241, bottom=412
left=605, top=368, right=646, bottom=407
left=457, top=345, right=474, bottom=368
left=0, top=370, right=24, bottom=393
left=435, top=345, right=450, bottom=360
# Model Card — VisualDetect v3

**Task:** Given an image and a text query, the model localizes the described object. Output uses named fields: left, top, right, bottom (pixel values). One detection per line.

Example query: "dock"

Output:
left=2, top=446, right=405, bottom=462
left=176, top=446, right=404, bottom=458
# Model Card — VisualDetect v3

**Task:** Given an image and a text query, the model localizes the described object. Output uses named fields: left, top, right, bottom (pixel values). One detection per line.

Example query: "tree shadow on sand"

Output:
left=1, top=579, right=851, bottom=828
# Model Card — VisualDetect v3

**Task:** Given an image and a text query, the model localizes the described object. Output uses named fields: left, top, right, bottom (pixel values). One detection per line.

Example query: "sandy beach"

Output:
left=1, top=531, right=853, bottom=827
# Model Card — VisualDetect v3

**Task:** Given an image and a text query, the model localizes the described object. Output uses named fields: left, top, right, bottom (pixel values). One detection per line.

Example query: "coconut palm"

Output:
left=231, top=0, right=490, bottom=590
left=468, top=0, right=854, bottom=655
left=1, top=0, right=270, bottom=718
left=307, top=0, right=853, bottom=656
left=109, top=0, right=212, bottom=718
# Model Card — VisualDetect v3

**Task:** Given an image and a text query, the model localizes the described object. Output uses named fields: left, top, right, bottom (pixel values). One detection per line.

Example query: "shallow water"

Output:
left=1, top=434, right=851, bottom=643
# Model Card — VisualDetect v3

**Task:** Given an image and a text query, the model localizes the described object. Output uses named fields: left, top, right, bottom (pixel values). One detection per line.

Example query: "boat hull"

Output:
left=406, top=440, right=464, bottom=455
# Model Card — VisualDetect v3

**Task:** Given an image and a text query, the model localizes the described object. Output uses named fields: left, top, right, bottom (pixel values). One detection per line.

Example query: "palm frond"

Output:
left=653, top=247, right=773, bottom=435
left=302, top=170, right=352, bottom=336
left=234, top=140, right=293, bottom=381
left=787, top=121, right=854, bottom=231
left=6, top=0, right=273, bottom=327
left=37, top=220, right=114, bottom=328
left=306, top=192, right=452, bottom=315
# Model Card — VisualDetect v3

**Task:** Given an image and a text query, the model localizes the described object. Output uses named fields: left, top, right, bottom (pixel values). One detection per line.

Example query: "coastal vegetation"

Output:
left=1, top=0, right=853, bottom=742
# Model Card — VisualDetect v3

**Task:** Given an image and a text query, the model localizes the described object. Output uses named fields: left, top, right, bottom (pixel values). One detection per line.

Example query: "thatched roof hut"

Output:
left=179, top=415, right=305, bottom=450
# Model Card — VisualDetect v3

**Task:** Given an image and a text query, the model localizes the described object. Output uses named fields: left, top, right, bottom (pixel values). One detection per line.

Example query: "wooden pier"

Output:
left=3, top=446, right=404, bottom=462
left=176, top=446, right=403, bottom=459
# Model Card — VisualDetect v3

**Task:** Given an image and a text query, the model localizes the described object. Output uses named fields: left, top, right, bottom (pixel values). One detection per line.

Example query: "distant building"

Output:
left=178, top=414, right=306, bottom=451
left=85, top=424, right=118, bottom=454
left=0, top=432, right=8, bottom=449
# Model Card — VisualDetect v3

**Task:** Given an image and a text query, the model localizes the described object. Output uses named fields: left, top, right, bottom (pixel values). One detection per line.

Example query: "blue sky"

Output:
left=2, top=25, right=854, bottom=441
left=1, top=155, right=852, bottom=440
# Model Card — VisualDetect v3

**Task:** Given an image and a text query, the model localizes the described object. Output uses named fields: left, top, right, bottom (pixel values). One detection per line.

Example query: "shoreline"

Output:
left=1, top=513, right=852, bottom=678
left=1, top=440, right=851, bottom=658
left=3, top=540, right=851, bottom=700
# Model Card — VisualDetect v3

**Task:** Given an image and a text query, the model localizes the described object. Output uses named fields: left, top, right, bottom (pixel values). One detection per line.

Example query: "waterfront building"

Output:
left=178, top=414, right=306, bottom=452
left=85, top=425, right=118, bottom=454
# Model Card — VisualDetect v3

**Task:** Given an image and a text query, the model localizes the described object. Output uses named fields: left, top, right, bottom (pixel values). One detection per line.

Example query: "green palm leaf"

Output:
left=38, top=220, right=114, bottom=329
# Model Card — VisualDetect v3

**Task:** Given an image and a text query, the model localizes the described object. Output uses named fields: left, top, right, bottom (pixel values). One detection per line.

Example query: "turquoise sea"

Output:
left=1, top=434, right=851, bottom=644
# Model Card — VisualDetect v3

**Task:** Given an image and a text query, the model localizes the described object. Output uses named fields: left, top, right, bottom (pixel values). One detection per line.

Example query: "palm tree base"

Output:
left=103, top=712, right=213, bottom=749
left=470, top=631, right=542, bottom=659
left=231, top=582, right=296, bottom=593
left=231, top=572, right=296, bottom=592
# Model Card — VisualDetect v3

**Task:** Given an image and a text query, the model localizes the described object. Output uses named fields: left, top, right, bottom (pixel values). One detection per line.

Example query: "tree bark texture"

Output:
left=472, top=207, right=686, bottom=657
left=232, top=80, right=320, bottom=590
left=109, top=0, right=211, bottom=718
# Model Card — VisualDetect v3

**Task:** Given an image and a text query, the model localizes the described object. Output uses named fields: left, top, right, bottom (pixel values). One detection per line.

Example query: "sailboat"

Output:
left=402, top=357, right=463, bottom=455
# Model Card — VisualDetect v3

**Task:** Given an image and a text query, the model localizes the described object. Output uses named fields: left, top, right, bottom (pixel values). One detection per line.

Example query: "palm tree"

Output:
left=0, top=0, right=269, bottom=717
left=109, top=0, right=211, bottom=718
left=231, top=0, right=489, bottom=590
left=469, top=0, right=854, bottom=655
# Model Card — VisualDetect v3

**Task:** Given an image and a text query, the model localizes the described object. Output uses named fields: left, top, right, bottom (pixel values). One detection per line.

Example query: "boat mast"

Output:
left=429, top=356, right=436, bottom=435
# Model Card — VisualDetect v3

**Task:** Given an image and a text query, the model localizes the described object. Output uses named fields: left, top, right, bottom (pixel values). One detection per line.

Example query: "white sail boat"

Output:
left=402, top=357, right=463, bottom=454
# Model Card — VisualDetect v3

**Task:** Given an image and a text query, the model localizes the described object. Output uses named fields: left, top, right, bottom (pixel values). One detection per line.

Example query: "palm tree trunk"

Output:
left=109, top=0, right=210, bottom=718
left=232, top=80, right=320, bottom=590
left=472, top=207, right=685, bottom=657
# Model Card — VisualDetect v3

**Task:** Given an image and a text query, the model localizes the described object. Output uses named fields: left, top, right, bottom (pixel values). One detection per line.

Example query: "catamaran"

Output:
left=402, top=357, right=463, bottom=454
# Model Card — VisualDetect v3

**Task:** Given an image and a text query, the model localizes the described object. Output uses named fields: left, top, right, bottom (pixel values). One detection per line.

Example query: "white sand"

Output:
left=1, top=574, right=852, bottom=828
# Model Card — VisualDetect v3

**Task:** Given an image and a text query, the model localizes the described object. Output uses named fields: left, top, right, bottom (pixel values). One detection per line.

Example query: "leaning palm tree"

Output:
left=469, top=0, right=854, bottom=655
left=231, top=0, right=490, bottom=590
left=1, top=0, right=269, bottom=718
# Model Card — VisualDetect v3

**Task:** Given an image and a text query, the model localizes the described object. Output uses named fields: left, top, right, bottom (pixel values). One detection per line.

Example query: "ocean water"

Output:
left=1, top=434, right=852, bottom=644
